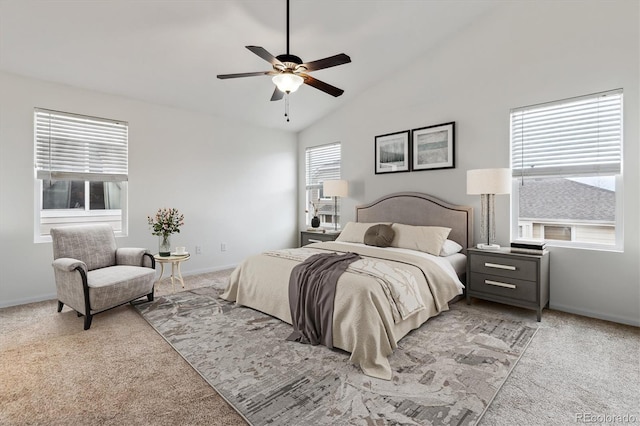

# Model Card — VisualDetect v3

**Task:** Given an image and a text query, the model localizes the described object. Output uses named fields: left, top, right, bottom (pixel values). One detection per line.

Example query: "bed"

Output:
left=221, top=192, right=473, bottom=380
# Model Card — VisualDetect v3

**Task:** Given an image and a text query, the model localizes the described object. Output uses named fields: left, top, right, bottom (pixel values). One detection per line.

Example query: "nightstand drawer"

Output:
left=469, top=273, right=537, bottom=303
left=300, top=231, right=340, bottom=246
left=470, top=254, right=537, bottom=281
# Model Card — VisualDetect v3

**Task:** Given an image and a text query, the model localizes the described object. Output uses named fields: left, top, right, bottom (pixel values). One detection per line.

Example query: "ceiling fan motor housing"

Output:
left=275, top=54, right=304, bottom=72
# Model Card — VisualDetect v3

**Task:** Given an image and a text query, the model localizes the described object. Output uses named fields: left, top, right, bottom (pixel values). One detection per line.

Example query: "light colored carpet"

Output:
left=1, top=269, right=638, bottom=425
left=0, top=269, right=244, bottom=426
left=481, top=304, right=640, bottom=425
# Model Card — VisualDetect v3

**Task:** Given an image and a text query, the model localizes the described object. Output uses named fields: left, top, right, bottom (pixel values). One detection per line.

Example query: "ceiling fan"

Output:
left=216, top=0, right=351, bottom=102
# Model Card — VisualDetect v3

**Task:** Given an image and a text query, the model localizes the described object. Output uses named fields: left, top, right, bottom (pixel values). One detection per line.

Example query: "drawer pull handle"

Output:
left=484, top=262, right=516, bottom=271
left=485, top=279, right=516, bottom=289
left=308, top=239, right=323, bottom=243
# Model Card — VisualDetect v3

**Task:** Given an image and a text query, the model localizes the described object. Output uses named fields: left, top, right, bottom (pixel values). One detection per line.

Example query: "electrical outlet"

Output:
left=220, top=243, right=227, bottom=252
left=195, top=245, right=202, bottom=254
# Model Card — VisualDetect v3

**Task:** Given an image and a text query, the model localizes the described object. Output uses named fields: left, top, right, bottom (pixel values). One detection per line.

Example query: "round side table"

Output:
left=153, top=253, right=191, bottom=293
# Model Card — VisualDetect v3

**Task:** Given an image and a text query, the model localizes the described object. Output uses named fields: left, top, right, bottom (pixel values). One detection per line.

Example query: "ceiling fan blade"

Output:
left=270, top=87, right=285, bottom=101
left=300, top=74, right=344, bottom=97
left=299, top=53, right=351, bottom=72
left=217, top=71, right=273, bottom=79
left=246, top=46, right=284, bottom=67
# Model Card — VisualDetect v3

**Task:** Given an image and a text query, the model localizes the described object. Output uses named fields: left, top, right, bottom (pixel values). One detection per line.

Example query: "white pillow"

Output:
left=336, top=222, right=392, bottom=244
left=390, top=223, right=451, bottom=256
left=439, top=239, right=463, bottom=256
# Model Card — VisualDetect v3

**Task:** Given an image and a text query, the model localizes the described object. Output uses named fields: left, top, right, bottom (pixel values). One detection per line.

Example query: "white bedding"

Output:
left=221, top=241, right=464, bottom=380
left=332, top=241, right=466, bottom=289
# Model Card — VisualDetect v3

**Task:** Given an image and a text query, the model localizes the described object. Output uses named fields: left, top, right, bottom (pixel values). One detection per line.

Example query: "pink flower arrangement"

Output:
left=147, top=208, right=184, bottom=237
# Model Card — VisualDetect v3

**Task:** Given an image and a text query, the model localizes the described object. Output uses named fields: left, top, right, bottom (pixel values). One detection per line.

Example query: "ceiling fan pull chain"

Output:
left=285, top=93, right=290, bottom=122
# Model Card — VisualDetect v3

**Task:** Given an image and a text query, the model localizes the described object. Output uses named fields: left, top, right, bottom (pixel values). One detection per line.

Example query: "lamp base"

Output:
left=476, top=243, right=501, bottom=250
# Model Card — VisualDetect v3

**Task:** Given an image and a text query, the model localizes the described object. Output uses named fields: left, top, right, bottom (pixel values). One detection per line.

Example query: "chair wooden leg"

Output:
left=147, top=291, right=154, bottom=302
left=83, top=314, right=93, bottom=330
left=57, top=301, right=64, bottom=312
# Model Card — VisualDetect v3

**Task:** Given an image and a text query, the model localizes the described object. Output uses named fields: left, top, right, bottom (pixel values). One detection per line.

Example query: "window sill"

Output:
left=35, top=230, right=128, bottom=244
left=544, top=241, right=623, bottom=253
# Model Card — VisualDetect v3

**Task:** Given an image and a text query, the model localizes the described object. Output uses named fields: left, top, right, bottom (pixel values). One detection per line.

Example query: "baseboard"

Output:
left=181, top=263, right=238, bottom=277
left=550, top=302, right=640, bottom=327
left=0, top=292, right=57, bottom=309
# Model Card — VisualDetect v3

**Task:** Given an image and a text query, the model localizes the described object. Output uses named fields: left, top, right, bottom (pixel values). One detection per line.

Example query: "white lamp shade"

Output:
left=467, top=168, right=511, bottom=195
left=323, top=179, right=348, bottom=197
left=272, top=73, right=304, bottom=93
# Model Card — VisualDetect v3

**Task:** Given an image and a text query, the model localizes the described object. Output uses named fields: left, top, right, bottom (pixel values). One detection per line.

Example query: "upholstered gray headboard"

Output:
left=355, top=192, right=473, bottom=252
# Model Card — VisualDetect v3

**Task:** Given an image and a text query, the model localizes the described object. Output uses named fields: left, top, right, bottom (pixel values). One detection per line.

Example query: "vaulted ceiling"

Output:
left=0, top=1, right=501, bottom=132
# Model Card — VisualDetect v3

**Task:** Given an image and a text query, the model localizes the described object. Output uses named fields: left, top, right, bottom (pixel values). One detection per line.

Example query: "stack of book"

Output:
left=510, top=239, right=547, bottom=255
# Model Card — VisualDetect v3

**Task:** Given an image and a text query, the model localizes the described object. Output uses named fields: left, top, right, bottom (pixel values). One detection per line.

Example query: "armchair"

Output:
left=51, top=224, right=156, bottom=330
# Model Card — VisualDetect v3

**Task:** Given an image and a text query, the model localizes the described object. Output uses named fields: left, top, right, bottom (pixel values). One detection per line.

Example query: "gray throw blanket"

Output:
left=287, top=252, right=361, bottom=348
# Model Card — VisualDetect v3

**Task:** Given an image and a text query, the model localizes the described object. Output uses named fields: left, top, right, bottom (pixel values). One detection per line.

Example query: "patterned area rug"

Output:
left=135, top=285, right=537, bottom=426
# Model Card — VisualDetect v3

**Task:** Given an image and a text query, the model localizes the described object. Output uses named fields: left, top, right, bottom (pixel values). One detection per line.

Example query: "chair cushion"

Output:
left=87, top=266, right=155, bottom=312
left=51, top=224, right=117, bottom=271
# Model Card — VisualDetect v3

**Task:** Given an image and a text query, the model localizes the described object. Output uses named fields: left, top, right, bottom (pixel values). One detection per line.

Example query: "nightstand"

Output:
left=466, top=248, right=550, bottom=321
left=300, top=230, right=341, bottom=247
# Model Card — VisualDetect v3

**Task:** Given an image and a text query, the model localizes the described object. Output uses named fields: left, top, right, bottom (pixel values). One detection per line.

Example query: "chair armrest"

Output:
left=52, top=257, right=89, bottom=316
left=52, top=257, right=87, bottom=274
left=116, top=248, right=153, bottom=267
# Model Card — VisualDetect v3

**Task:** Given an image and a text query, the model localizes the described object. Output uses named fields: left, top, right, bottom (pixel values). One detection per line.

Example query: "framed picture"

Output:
left=411, top=122, right=455, bottom=171
left=375, top=130, right=410, bottom=174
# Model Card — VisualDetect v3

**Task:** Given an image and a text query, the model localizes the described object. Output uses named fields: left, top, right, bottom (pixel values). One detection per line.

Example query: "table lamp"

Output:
left=323, top=180, right=348, bottom=231
left=467, top=168, right=511, bottom=249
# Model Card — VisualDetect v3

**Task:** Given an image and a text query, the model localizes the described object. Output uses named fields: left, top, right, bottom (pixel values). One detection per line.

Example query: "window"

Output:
left=34, top=109, right=128, bottom=242
left=305, top=143, right=341, bottom=228
left=511, top=90, right=623, bottom=250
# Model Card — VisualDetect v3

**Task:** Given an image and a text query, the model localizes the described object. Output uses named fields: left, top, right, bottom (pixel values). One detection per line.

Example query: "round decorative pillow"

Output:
left=363, top=224, right=395, bottom=248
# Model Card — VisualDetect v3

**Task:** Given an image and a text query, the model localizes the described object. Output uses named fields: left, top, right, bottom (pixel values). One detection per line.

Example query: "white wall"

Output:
left=298, top=1, right=640, bottom=326
left=0, top=71, right=297, bottom=307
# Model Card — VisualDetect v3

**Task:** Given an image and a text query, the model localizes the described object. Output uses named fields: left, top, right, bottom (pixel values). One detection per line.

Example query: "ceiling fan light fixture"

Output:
left=272, top=72, right=304, bottom=93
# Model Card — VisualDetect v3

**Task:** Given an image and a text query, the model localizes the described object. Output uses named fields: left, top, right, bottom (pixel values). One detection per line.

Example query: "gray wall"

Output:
left=0, top=71, right=298, bottom=307
left=298, top=1, right=640, bottom=326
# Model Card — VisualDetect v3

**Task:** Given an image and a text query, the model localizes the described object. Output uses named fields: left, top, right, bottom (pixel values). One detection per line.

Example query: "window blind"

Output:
left=305, top=142, right=341, bottom=190
left=35, top=108, right=128, bottom=181
left=511, top=90, right=622, bottom=178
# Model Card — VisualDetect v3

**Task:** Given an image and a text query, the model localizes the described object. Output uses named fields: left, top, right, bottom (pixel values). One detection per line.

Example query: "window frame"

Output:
left=510, top=90, right=623, bottom=252
left=305, top=142, right=342, bottom=228
left=33, top=109, right=129, bottom=243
